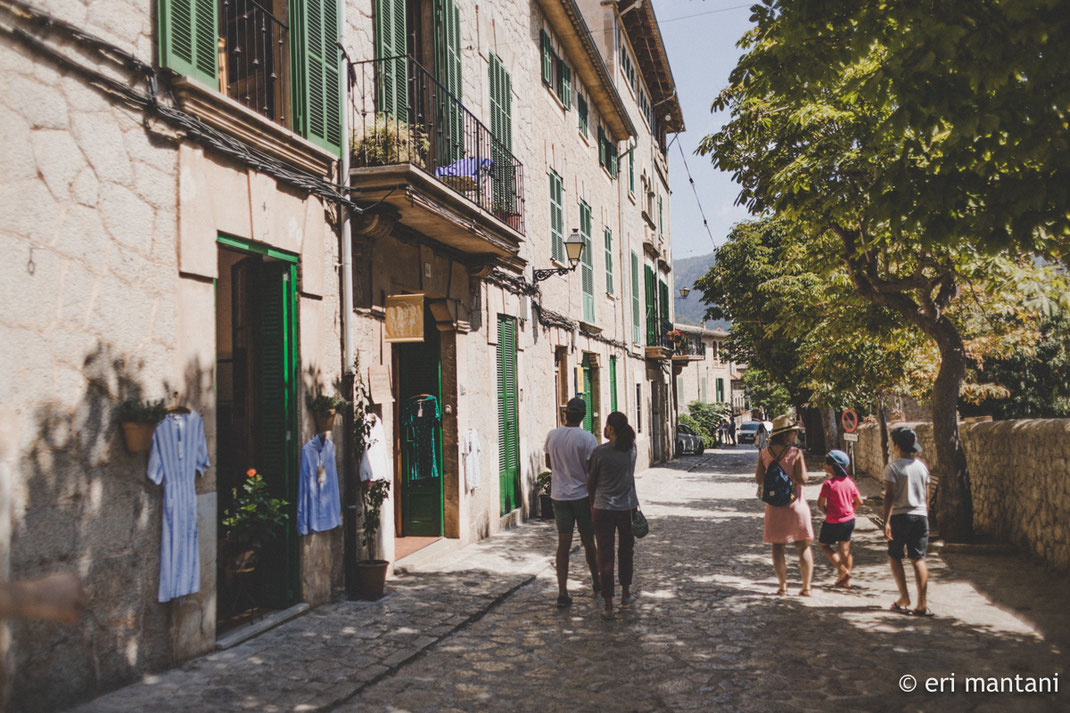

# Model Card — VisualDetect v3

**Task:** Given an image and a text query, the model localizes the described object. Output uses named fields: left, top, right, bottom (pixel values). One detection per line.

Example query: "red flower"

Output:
left=246, top=468, right=258, bottom=478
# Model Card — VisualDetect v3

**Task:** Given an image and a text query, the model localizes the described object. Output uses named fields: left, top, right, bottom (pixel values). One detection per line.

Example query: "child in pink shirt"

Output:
left=817, top=450, right=863, bottom=588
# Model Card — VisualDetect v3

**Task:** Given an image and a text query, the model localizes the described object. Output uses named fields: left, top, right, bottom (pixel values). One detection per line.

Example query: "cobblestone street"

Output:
left=71, top=448, right=1068, bottom=713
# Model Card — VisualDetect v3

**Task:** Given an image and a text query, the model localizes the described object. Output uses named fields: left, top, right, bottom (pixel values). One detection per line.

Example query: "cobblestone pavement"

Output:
left=70, top=448, right=1068, bottom=712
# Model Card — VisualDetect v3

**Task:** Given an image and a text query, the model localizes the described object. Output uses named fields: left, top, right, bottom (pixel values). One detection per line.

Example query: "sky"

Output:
left=651, top=0, right=757, bottom=259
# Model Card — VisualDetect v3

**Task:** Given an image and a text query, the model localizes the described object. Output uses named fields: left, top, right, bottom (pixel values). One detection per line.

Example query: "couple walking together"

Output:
left=544, top=398, right=639, bottom=620
left=757, top=415, right=933, bottom=616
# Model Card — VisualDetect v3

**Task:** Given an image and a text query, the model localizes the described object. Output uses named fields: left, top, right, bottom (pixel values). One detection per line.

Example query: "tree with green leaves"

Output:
left=700, top=1, right=1069, bottom=539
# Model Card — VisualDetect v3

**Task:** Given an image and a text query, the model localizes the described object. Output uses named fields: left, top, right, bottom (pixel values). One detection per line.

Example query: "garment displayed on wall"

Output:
left=148, top=410, right=210, bottom=602
left=359, top=413, right=389, bottom=482
left=298, top=434, right=342, bottom=535
left=461, top=428, right=481, bottom=491
left=402, top=395, right=441, bottom=481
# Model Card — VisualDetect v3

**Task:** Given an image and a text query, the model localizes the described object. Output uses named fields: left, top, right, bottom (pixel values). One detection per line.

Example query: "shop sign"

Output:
left=385, top=294, right=424, bottom=342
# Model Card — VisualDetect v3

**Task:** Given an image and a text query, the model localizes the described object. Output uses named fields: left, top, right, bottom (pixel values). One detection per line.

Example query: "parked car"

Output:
left=675, top=423, right=705, bottom=456
left=737, top=421, right=760, bottom=445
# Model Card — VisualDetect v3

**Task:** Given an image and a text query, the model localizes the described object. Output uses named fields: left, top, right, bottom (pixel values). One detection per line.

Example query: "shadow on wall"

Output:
left=11, top=342, right=213, bottom=713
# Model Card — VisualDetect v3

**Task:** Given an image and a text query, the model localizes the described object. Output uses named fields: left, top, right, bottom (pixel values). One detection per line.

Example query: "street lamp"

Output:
left=533, top=229, right=585, bottom=283
left=679, top=287, right=691, bottom=298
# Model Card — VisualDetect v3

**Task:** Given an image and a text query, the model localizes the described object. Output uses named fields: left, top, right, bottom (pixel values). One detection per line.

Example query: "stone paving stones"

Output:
left=68, top=448, right=1068, bottom=712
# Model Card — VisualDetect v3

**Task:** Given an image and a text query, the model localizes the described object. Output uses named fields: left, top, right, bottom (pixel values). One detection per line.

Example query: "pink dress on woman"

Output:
left=760, top=446, right=814, bottom=544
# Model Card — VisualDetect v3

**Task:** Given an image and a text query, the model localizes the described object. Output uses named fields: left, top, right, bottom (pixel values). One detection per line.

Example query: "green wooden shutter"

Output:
left=658, top=194, right=664, bottom=234
left=435, top=0, right=463, bottom=163
left=299, top=0, right=343, bottom=154
left=580, top=201, right=594, bottom=323
left=550, top=171, right=563, bottom=262
left=496, top=316, right=519, bottom=514
left=597, top=126, right=606, bottom=168
left=577, top=94, right=588, bottom=137
left=645, top=264, right=657, bottom=345
left=629, top=149, right=634, bottom=193
left=609, top=355, right=618, bottom=412
left=631, top=251, right=640, bottom=344
left=659, top=279, right=670, bottom=326
left=717, top=378, right=725, bottom=403
left=608, top=142, right=618, bottom=178
left=489, top=54, right=513, bottom=210
left=540, top=29, right=553, bottom=85
left=603, top=227, right=613, bottom=295
left=582, top=362, right=593, bottom=434
left=255, top=260, right=299, bottom=606
left=557, top=60, right=571, bottom=109
left=374, top=0, right=408, bottom=118
left=158, top=0, right=218, bottom=88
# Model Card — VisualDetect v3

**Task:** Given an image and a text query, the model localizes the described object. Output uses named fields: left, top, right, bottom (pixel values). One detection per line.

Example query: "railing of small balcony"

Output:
left=349, top=55, right=526, bottom=235
left=675, top=337, right=706, bottom=357
left=646, top=318, right=675, bottom=349
left=220, top=0, right=290, bottom=127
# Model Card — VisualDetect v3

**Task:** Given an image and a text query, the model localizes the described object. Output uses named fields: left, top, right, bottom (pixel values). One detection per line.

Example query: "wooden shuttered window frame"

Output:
left=298, top=0, right=343, bottom=154
left=631, top=251, right=640, bottom=344
left=580, top=200, right=594, bottom=323
left=550, top=170, right=564, bottom=263
left=374, top=0, right=408, bottom=119
left=496, top=316, right=520, bottom=515
left=540, top=29, right=553, bottom=86
left=489, top=53, right=513, bottom=212
left=434, top=0, right=463, bottom=164
left=603, top=227, right=613, bottom=296
left=577, top=93, right=588, bottom=137
left=556, top=56, right=571, bottom=109
left=158, top=0, right=218, bottom=88
left=644, top=263, right=657, bottom=346
left=609, top=355, right=618, bottom=413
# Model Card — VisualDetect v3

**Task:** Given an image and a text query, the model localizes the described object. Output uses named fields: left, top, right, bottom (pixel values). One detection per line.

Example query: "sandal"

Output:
left=912, top=608, right=935, bottom=617
left=620, top=593, right=637, bottom=607
left=798, top=588, right=812, bottom=597
left=890, top=602, right=911, bottom=614
left=601, top=608, right=616, bottom=620
left=556, top=594, right=572, bottom=608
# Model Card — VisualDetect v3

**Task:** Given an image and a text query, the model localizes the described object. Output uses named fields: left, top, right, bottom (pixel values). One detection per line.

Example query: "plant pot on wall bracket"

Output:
left=120, top=422, right=156, bottom=454
left=353, top=559, right=389, bottom=600
left=314, top=410, right=337, bottom=433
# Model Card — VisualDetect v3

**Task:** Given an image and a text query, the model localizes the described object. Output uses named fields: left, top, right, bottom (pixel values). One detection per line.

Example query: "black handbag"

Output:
left=631, top=508, right=649, bottom=538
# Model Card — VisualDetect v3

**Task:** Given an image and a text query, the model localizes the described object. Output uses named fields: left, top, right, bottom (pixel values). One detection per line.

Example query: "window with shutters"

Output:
left=603, top=227, right=613, bottom=296
left=556, top=57, right=571, bottom=109
left=540, top=26, right=570, bottom=110
left=644, top=264, right=658, bottom=346
left=658, top=194, right=664, bottom=235
left=716, top=378, right=725, bottom=404
left=579, top=200, right=594, bottom=323
left=489, top=53, right=513, bottom=213
left=635, top=382, right=642, bottom=433
left=497, top=316, right=520, bottom=514
left=609, top=355, right=618, bottom=412
left=549, top=170, right=564, bottom=263
left=598, top=126, right=617, bottom=178
left=628, top=149, right=634, bottom=194
left=577, top=94, right=588, bottom=138
left=631, top=251, right=640, bottom=344
left=659, top=278, right=670, bottom=331
left=158, top=0, right=343, bottom=154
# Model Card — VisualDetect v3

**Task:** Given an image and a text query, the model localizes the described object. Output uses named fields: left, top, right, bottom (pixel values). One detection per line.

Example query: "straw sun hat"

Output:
left=769, top=414, right=801, bottom=436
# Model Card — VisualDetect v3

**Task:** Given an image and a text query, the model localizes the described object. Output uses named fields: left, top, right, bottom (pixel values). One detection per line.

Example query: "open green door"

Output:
left=398, top=327, right=444, bottom=537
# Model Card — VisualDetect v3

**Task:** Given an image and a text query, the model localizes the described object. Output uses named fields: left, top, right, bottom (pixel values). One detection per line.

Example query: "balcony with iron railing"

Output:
left=348, top=55, right=527, bottom=255
left=219, top=0, right=290, bottom=127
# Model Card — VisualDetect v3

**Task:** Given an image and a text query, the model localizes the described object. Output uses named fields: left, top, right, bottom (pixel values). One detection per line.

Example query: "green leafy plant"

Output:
left=536, top=471, right=552, bottom=495
left=309, top=393, right=348, bottom=414
left=361, top=479, right=391, bottom=562
left=117, top=398, right=167, bottom=424
left=222, top=469, right=290, bottom=552
left=351, top=118, right=430, bottom=168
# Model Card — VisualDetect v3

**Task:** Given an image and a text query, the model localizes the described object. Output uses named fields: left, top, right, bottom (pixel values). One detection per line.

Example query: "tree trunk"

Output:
left=822, top=405, right=839, bottom=452
left=928, top=318, right=973, bottom=541
left=876, top=395, right=890, bottom=467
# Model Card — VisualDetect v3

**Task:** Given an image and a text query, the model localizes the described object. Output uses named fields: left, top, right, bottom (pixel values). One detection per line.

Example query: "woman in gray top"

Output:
left=587, top=412, right=640, bottom=619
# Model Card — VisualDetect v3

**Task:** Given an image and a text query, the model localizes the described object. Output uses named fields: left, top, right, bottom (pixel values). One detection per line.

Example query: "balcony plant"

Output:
left=309, top=393, right=348, bottom=433
left=355, top=478, right=391, bottom=600
left=665, top=329, right=683, bottom=345
left=117, top=398, right=167, bottom=453
left=351, top=117, right=429, bottom=168
left=221, top=468, right=290, bottom=573
left=536, top=471, right=553, bottom=520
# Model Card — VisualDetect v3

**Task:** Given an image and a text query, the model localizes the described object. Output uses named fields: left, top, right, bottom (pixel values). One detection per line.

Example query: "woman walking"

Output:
left=755, top=415, right=814, bottom=595
left=587, top=412, right=639, bottom=619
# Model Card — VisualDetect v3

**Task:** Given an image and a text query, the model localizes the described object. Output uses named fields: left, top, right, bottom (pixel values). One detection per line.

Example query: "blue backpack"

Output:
left=761, top=448, right=796, bottom=506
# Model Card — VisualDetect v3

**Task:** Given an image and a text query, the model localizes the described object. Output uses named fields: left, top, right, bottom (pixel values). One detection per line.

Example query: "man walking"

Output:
left=882, top=426, right=934, bottom=617
left=544, top=397, right=600, bottom=607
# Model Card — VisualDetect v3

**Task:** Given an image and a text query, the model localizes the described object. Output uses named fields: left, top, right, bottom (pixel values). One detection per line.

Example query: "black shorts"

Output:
left=819, top=519, right=855, bottom=545
left=888, top=514, right=929, bottom=560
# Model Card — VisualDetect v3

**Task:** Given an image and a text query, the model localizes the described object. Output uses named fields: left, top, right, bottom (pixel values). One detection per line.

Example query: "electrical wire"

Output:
left=676, top=139, right=718, bottom=249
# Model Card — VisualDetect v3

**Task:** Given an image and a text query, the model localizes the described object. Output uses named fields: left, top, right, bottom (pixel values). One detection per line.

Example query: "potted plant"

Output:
left=354, top=479, right=391, bottom=600
left=117, top=398, right=167, bottom=453
left=351, top=118, right=430, bottom=168
left=665, top=329, right=683, bottom=345
left=536, top=471, right=554, bottom=520
left=221, top=469, right=290, bottom=575
left=309, top=393, right=348, bottom=433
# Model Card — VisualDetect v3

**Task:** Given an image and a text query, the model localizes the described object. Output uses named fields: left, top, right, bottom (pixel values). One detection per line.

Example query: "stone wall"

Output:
left=850, top=419, right=1070, bottom=570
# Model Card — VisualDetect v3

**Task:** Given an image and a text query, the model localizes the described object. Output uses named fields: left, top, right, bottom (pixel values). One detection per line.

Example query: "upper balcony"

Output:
left=348, top=55, right=526, bottom=268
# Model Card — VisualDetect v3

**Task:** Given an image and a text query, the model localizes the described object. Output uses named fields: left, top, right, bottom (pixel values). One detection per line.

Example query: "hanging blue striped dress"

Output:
left=147, top=411, right=210, bottom=602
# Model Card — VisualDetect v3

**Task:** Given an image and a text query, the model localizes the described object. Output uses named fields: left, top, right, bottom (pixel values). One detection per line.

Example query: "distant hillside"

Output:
left=672, top=253, right=730, bottom=330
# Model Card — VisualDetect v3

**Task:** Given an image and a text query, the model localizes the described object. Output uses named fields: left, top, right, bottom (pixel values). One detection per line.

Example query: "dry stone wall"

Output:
left=851, top=419, right=1070, bottom=571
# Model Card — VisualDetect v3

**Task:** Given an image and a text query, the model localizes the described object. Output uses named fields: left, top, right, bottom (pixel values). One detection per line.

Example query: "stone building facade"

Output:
left=0, top=0, right=682, bottom=708
left=674, top=325, right=747, bottom=418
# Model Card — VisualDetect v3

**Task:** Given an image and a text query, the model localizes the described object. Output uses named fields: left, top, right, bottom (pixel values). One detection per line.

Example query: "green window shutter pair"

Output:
left=609, top=355, right=618, bottom=413
left=607, top=141, right=618, bottom=178
left=631, top=251, right=640, bottom=344
left=540, top=30, right=553, bottom=85
left=659, top=279, right=670, bottom=325
left=549, top=171, right=564, bottom=262
left=158, top=0, right=217, bottom=87
left=580, top=201, right=594, bottom=323
left=159, top=0, right=343, bottom=155
left=557, top=59, right=571, bottom=109
left=645, top=264, right=657, bottom=345
left=374, top=0, right=409, bottom=119
left=496, top=316, right=520, bottom=514
left=577, top=94, right=588, bottom=137
left=603, top=227, right=613, bottom=295
left=717, top=378, right=725, bottom=403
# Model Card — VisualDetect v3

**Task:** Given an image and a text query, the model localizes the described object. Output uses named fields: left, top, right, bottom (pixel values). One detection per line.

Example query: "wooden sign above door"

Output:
left=385, top=294, right=425, bottom=342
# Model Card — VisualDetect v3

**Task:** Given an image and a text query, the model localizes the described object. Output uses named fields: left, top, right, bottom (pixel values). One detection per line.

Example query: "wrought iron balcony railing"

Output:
left=647, top=318, right=675, bottom=349
left=350, top=55, right=526, bottom=234
left=220, top=0, right=290, bottom=127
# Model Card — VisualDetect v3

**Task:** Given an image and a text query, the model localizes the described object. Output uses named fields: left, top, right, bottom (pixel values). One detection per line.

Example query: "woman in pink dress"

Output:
left=754, top=415, right=814, bottom=595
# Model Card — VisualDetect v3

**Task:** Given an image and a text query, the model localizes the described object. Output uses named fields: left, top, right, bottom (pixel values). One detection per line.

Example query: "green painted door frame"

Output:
left=398, top=328, right=445, bottom=537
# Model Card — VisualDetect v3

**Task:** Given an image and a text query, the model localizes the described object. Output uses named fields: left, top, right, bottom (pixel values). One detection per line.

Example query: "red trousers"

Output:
left=592, top=508, right=635, bottom=598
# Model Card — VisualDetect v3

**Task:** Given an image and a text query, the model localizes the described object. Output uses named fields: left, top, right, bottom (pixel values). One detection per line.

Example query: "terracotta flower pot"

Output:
left=121, top=422, right=155, bottom=454
left=354, top=560, right=389, bottom=600
left=314, top=410, right=336, bottom=433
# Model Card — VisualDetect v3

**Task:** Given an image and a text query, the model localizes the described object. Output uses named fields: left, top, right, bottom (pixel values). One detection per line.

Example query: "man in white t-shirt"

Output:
left=544, top=398, right=600, bottom=607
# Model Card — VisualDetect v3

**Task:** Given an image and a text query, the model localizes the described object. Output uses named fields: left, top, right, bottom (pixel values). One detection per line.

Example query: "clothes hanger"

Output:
left=165, top=393, right=190, bottom=415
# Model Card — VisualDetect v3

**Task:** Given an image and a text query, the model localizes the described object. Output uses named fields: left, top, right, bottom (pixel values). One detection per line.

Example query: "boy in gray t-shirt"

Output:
left=881, top=426, right=933, bottom=617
